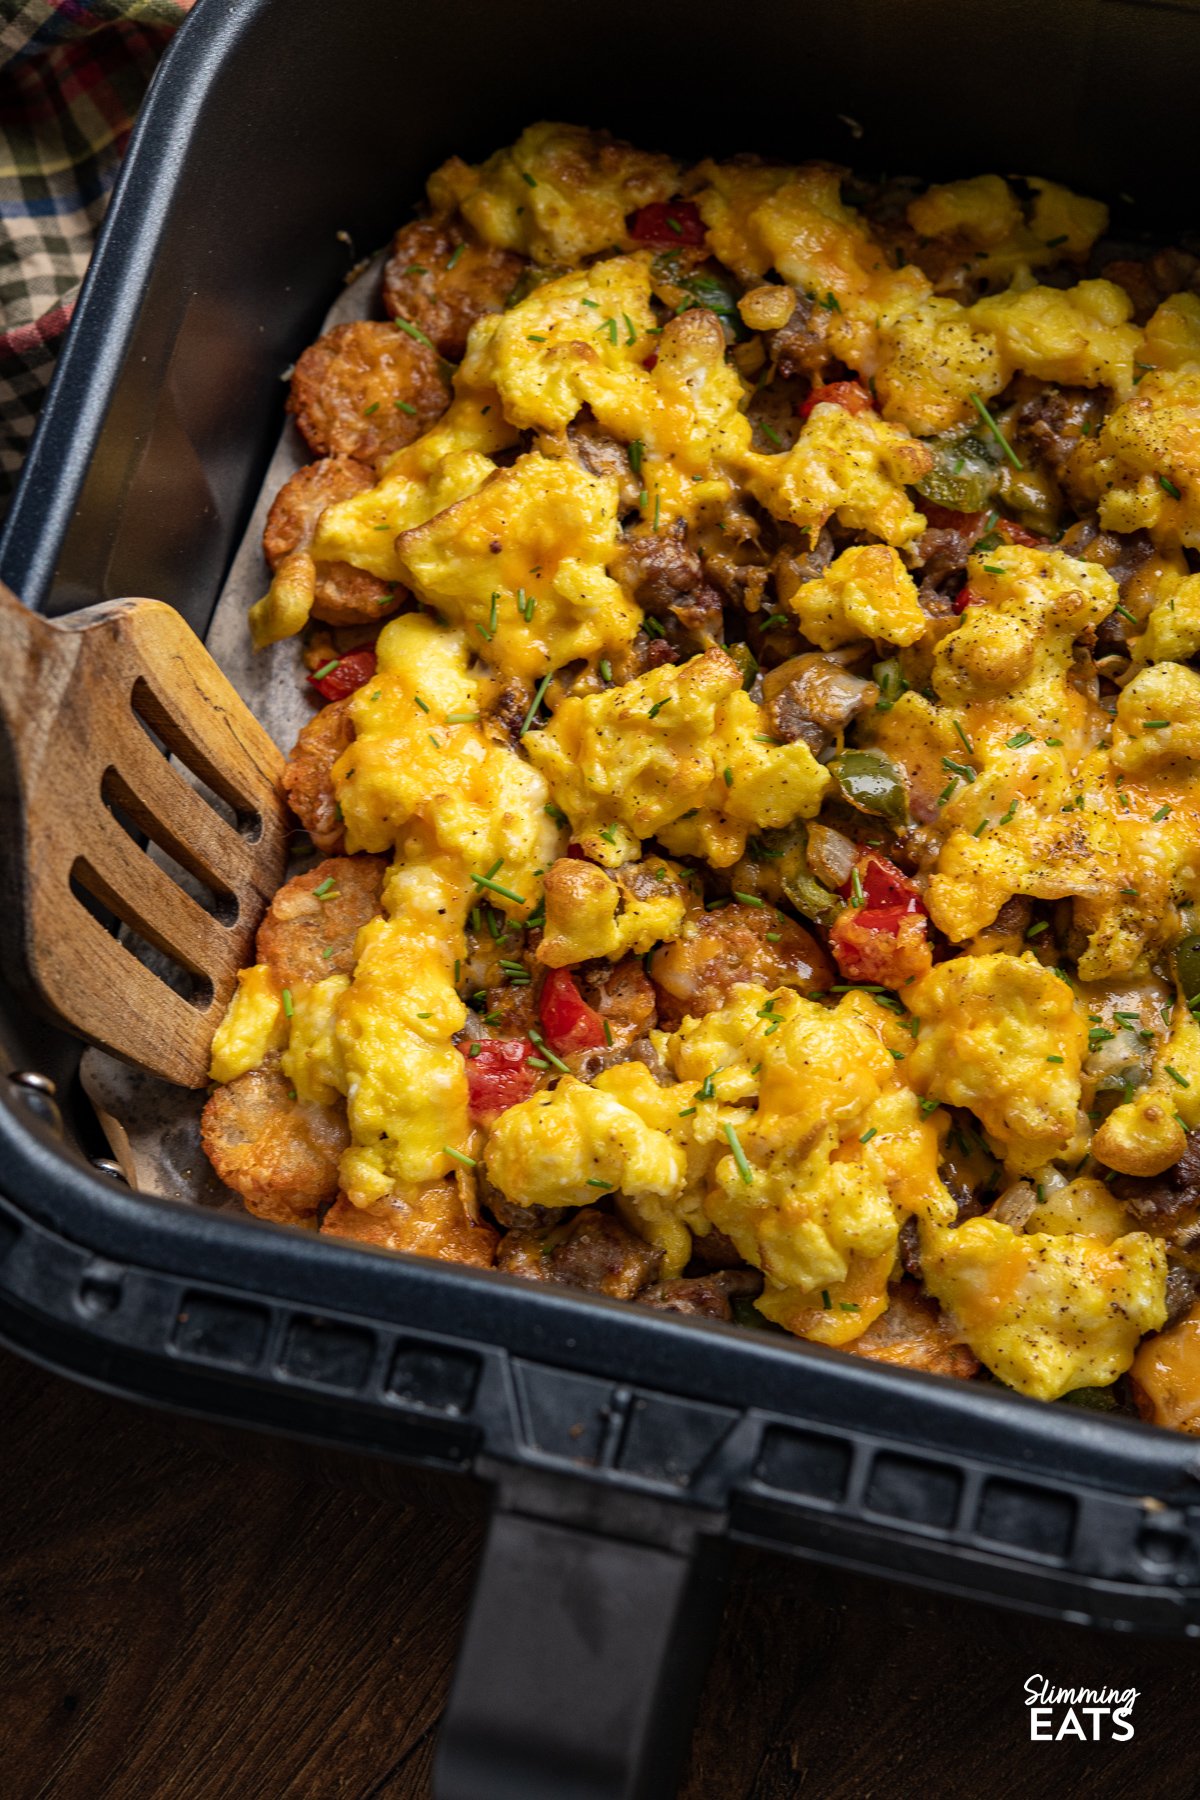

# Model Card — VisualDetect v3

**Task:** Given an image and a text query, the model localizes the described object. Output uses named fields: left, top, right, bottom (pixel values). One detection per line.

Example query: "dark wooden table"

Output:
left=4, top=1342, right=1199, bottom=1800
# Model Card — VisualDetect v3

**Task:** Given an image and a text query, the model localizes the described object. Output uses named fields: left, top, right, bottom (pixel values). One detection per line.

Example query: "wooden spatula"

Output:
left=0, top=581, right=289, bottom=1088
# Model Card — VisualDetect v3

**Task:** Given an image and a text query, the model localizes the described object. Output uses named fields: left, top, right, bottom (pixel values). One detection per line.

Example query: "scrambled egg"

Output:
left=251, top=393, right=514, bottom=644
left=1093, top=991, right=1200, bottom=1176
left=692, top=988, right=956, bottom=1342
left=462, top=258, right=751, bottom=525
left=428, top=121, right=679, bottom=265
left=969, top=280, right=1141, bottom=394
left=874, top=296, right=1006, bottom=435
left=538, top=856, right=692, bottom=966
left=743, top=401, right=932, bottom=546
left=393, top=453, right=641, bottom=679
left=281, top=974, right=348, bottom=1107
left=335, top=615, right=558, bottom=910
left=784, top=543, right=926, bottom=649
left=484, top=1075, right=687, bottom=1211
left=1132, top=570, right=1200, bottom=663
left=693, top=160, right=931, bottom=372
left=524, top=647, right=830, bottom=867
left=336, top=850, right=473, bottom=1203
left=1070, top=366, right=1200, bottom=549
left=920, top=548, right=1122, bottom=948
left=907, top=174, right=1108, bottom=287
left=906, top=953, right=1088, bottom=1174
left=921, top=1217, right=1167, bottom=1400
left=209, top=963, right=288, bottom=1083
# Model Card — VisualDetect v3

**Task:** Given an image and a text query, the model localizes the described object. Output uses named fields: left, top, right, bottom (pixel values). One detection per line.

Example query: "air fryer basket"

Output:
left=5, top=2, right=1200, bottom=1796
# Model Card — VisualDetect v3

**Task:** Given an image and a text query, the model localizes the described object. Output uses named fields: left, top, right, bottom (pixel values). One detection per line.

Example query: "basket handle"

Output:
left=432, top=1504, right=728, bottom=1800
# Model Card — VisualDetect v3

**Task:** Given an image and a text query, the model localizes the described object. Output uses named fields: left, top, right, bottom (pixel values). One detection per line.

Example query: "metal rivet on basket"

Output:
left=91, top=1158, right=127, bottom=1183
left=8, top=1069, right=57, bottom=1096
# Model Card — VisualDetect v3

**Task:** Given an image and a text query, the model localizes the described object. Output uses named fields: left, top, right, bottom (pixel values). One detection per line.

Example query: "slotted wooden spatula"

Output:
left=0, top=581, right=289, bottom=1088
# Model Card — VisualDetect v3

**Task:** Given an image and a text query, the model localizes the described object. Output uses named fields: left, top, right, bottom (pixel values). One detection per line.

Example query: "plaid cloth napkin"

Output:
left=0, top=0, right=193, bottom=512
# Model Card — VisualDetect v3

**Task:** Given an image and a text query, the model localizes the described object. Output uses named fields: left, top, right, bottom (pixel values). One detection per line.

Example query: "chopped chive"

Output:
left=544, top=801, right=568, bottom=826
left=999, top=799, right=1019, bottom=826
left=312, top=876, right=335, bottom=899
left=759, top=419, right=783, bottom=449
left=1152, top=804, right=1172, bottom=821
left=648, top=697, right=670, bottom=718
left=322, top=945, right=334, bottom=959
left=520, top=672, right=553, bottom=736
left=850, top=867, right=866, bottom=908
left=941, top=755, right=976, bottom=784
left=1160, top=474, right=1182, bottom=500
left=599, top=317, right=618, bottom=345
left=953, top=720, right=974, bottom=755
left=1143, top=720, right=1171, bottom=730
left=697, top=1072, right=716, bottom=1102
left=362, top=401, right=380, bottom=416
left=312, top=658, right=339, bottom=680
left=969, top=391, right=1023, bottom=469
left=281, top=988, right=294, bottom=1018
left=446, top=242, right=466, bottom=270
left=599, top=659, right=613, bottom=684
left=972, top=818, right=989, bottom=838
left=446, top=711, right=480, bottom=724
left=405, top=264, right=428, bottom=276
left=734, top=891, right=765, bottom=907
left=471, top=871, right=525, bottom=903
left=1046, top=1054, right=1064, bottom=1064
left=527, top=1055, right=550, bottom=1069
left=821, top=1290, right=832, bottom=1309
left=860, top=1126, right=877, bottom=1144
left=603, top=1020, right=613, bottom=1047
left=521, top=170, right=538, bottom=188
left=723, top=1121, right=754, bottom=1185
left=527, top=333, right=547, bottom=343
left=1165, top=1065, right=1190, bottom=1088
left=920, top=1098, right=939, bottom=1113
left=394, top=316, right=437, bottom=351
left=678, top=1105, right=696, bottom=1118
left=1027, top=920, right=1050, bottom=938
left=413, top=693, right=430, bottom=712
left=623, top=312, right=637, bottom=346
left=1114, top=602, right=1137, bottom=624
left=628, top=439, right=644, bottom=476
left=723, top=767, right=734, bottom=788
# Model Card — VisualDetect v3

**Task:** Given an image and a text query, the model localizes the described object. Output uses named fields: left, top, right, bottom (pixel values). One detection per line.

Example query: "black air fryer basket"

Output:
left=5, top=3, right=1200, bottom=1795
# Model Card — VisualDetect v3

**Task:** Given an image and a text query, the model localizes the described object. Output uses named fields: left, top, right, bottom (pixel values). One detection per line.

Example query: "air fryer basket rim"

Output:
left=7, top=0, right=1200, bottom=1791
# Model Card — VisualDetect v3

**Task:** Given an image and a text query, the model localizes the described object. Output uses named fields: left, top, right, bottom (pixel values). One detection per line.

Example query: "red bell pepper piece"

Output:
left=952, top=585, right=981, bottom=615
left=629, top=200, right=705, bottom=247
left=840, top=854, right=925, bottom=916
left=307, top=647, right=377, bottom=702
left=830, top=855, right=931, bottom=986
left=464, top=1039, right=538, bottom=1118
left=919, top=501, right=988, bottom=533
left=538, top=968, right=607, bottom=1054
left=995, top=518, right=1045, bottom=547
left=798, top=380, right=874, bottom=421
